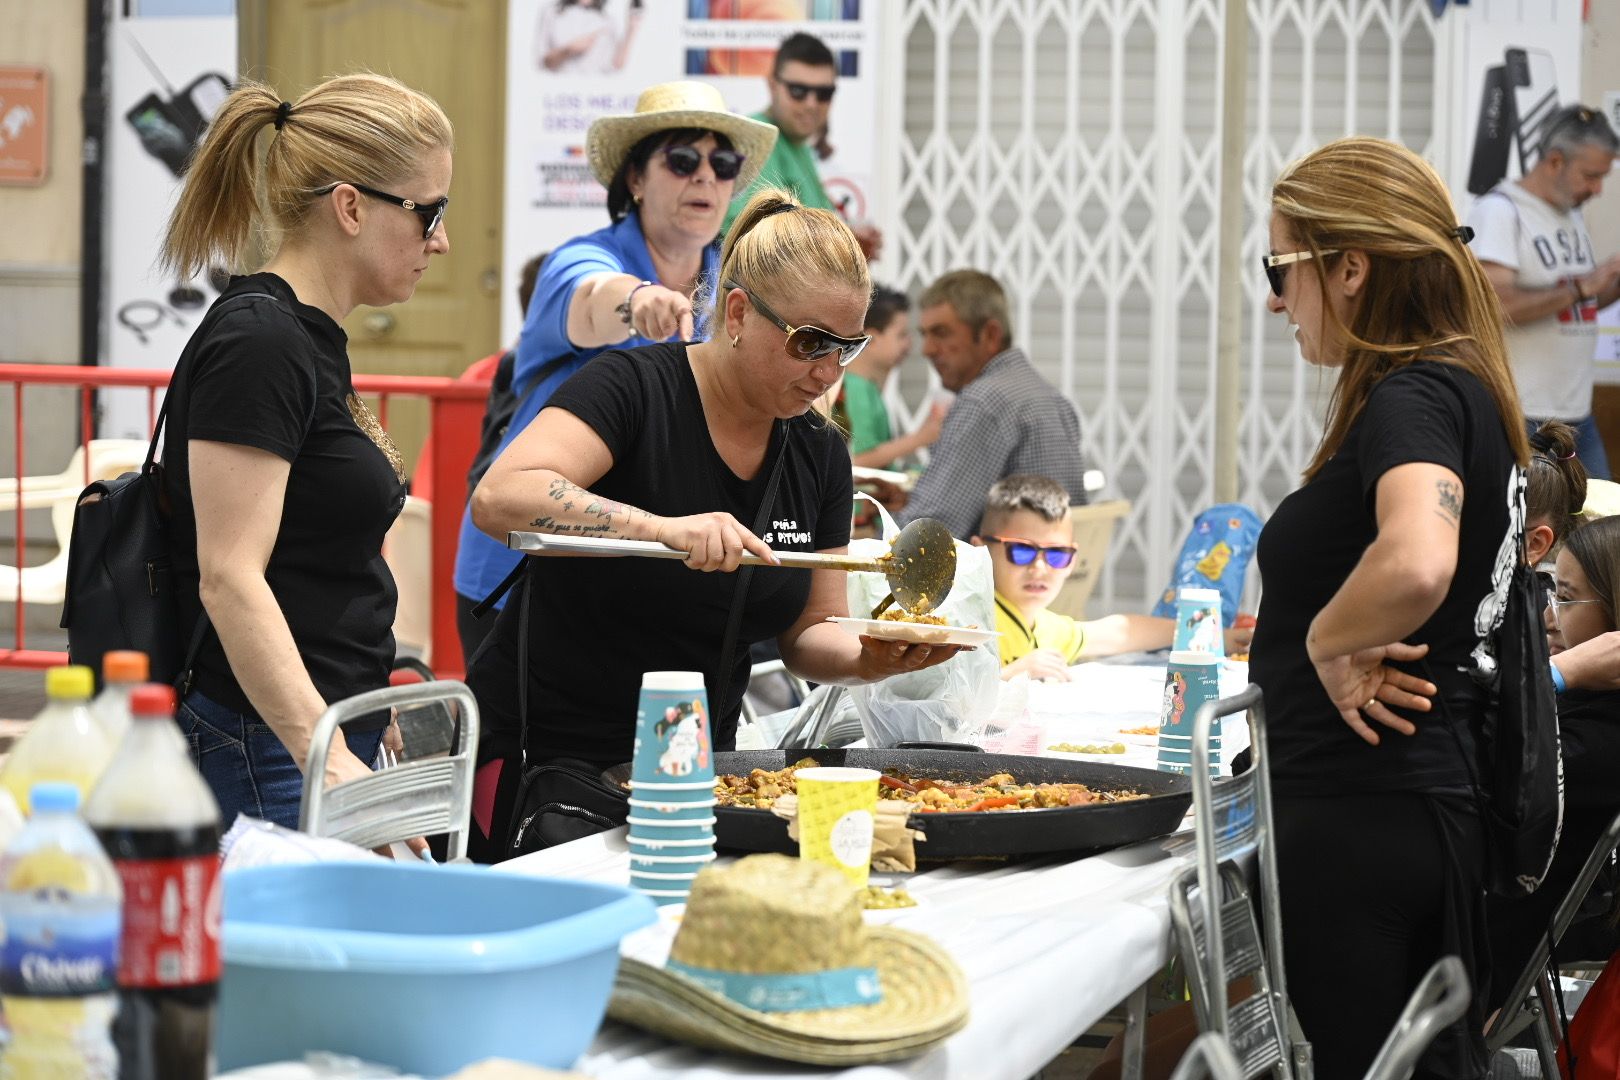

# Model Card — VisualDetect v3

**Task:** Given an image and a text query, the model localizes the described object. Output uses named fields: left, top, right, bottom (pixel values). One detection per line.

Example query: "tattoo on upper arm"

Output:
left=1435, top=478, right=1462, bottom=526
left=530, top=477, right=652, bottom=537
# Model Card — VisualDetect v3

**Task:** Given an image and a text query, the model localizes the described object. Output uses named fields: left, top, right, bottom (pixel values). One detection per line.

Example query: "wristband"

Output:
left=616, top=280, right=654, bottom=327
left=1571, top=278, right=1588, bottom=305
left=1550, top=658, right=1567, bottom=694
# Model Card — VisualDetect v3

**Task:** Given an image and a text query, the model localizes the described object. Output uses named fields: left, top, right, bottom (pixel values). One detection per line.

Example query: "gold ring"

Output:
left=1363, top=698, right=1376, bottom=710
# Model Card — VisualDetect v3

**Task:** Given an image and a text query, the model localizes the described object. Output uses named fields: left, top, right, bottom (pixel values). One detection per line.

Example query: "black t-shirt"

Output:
left=467, top=343, right=854, bottom=767
left=1250, top=361, right=1515, bottom=797
left=1556, top=689, right=1620, bottom=810
left=163, top=274, right=406, bottom=716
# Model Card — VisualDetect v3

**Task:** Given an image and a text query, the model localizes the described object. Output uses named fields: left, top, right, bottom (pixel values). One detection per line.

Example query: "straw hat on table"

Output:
left=585, top=81, right=777, bottom=191
left=609, top=854, right=968, bottom=1065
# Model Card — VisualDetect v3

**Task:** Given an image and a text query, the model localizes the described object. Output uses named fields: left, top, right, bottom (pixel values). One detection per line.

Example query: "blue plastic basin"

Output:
left=219, top=862, right=655, bottom=1075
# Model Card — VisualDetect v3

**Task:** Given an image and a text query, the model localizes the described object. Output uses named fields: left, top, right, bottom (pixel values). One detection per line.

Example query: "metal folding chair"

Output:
left=1170, top=1033, right=1247, bottom=1080
left=1362, top=957, right=1471, bottom=1080
left=739, top=658, right=812, bottom=727
left=300, top=681, right=480, bottom=861
left=1168, top=684, right=1310, bottom=1079
left=1486, top=809, right=1620, bottom=1075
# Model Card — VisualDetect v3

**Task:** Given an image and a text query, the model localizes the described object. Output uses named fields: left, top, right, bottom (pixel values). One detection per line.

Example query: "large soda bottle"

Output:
left=0, top=781, right=122, bottom=1080
left=0, top=667, right=115, bottom=814
left=83, top=685, right=222, bottom=1080
left=90, top=653, right=148, bottom=745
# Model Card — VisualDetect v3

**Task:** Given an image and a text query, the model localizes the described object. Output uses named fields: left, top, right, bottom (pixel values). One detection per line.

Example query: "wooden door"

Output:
left=238, top=0, right=505, bottom=470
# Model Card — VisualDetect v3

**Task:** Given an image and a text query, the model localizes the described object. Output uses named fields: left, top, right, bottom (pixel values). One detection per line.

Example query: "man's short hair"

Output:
left=865, top=284, right=910, bottom=332
left=918, top=269, right=1015, bottom=348
left=1541, top=104, right=1620, bottom=161
left=980, top=474, right=1071, bottom=533
left=773, top=32, right=836, bottom=77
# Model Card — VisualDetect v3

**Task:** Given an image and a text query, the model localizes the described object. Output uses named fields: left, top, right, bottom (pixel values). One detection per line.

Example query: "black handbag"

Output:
left=497, top=422, right=791, bottom=860
left=61, top=291, right=312, bottom=690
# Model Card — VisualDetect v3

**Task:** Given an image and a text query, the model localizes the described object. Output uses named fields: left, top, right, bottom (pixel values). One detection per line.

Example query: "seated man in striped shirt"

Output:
left=895, top=270, right=1088, bottom=539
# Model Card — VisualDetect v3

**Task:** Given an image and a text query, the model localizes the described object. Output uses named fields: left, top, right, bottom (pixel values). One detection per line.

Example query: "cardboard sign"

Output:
left=0, top=66, right=48, bottom=185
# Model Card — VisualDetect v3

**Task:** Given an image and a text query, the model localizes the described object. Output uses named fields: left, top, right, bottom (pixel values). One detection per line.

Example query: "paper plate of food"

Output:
left=827, top=613, right=1000, bottom=649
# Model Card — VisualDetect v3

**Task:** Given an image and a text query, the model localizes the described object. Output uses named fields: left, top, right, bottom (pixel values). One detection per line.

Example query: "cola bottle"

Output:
left=83, top=683, right=222, bottom=1080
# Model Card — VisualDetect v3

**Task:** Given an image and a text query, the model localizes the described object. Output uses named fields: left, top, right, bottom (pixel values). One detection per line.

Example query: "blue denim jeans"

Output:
left=1527, top=414, right=1611, bottom=481
left=178, top=691, right=385, bottom=831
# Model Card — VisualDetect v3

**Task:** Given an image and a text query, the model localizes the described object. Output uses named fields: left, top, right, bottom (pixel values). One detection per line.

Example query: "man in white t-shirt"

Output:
left=1469, top=104, right=1620, bottom=478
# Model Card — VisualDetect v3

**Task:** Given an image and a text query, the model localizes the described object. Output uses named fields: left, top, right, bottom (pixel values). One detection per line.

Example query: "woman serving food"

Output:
left=467, top=188, right=963, bottom=857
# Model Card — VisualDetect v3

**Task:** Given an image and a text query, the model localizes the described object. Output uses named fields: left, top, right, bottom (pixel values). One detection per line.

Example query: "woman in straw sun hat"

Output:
left=610, top=854, right=968, bottom=1064
left=453, top=80, right=776, bottom=657
left=467, top=188, right=967, bottom=861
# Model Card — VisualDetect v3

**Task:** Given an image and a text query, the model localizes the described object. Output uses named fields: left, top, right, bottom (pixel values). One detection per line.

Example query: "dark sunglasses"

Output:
left=1260, top=248, right=1339, bottom=298
left=725, top=279, right=870, bottom=367
left=662, top=145, right=747, bottom=182
left=780, top=79, right=836, bottom=104
left=321, top=182, right=448, bottom=240
left=987, top=536, right=1078, bottom=570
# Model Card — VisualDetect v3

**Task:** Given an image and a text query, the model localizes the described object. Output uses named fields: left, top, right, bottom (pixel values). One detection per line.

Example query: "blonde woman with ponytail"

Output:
left=159, top=74, right=451, bottom=838
left=1246, top=137, right=1527, bottom=1077
left=465, top=189, right=961, bottom=861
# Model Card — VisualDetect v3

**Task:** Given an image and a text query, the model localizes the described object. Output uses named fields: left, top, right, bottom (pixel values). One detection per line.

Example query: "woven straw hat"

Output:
left=609, top=855, right=968, bottom=1065
left=585, top=81, right=777, bottom=191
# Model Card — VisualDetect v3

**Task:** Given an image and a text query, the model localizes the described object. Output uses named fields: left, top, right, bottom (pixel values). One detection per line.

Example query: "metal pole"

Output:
left=80, top=0, right=109, bottom=374
left=1213, top=0, right=1250, bottom=504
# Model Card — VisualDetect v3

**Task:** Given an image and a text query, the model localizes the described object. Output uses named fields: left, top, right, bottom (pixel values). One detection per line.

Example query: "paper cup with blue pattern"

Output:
left=609, top=855, right=968, bottom=1065
left=1156, top=651, right=1222, bottom=776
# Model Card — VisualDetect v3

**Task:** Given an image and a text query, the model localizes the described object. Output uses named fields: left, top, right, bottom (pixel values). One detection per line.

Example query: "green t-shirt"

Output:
left=723, top=111, right=834, bottom=237
left=840, top=372, right=891, bottom=457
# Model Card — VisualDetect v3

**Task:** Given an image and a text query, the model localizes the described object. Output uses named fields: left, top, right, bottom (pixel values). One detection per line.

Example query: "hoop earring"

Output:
left=731, top=335, right=740, bottom=348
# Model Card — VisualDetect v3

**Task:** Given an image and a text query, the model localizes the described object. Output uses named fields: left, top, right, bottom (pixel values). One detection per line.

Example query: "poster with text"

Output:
left=502, top=0, right=879, bottom=342
left=102, top=12, right=236, bottom=438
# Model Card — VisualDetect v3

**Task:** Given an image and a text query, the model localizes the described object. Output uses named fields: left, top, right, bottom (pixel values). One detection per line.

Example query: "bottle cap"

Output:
left=45, top=665, right=95, bottom=700
left=30, top=782, right=80, bottom=813
left=1176, top=587, right=1222, bottom=603
left=640, top=671, right=706, bottom=692
left=102, top=651, right=149, bottom=684
left=130, top=684, right=177, bottom=717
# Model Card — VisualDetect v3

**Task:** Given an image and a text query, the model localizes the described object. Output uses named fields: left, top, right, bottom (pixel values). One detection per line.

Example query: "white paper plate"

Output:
left=827, top=616, right=1000, bottom=648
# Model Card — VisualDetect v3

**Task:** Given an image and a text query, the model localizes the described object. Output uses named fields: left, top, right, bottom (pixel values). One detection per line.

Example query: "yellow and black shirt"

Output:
left=994, top=592, right=1087, bottom=667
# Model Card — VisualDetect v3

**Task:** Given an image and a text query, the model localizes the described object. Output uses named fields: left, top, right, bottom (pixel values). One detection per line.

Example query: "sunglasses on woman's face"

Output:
left=321, top=182, right=449, bottom=241
left=1261, top=248, right=1340, bottom=298
left=987, top=536, right=1079, bottom=569
left=662, top=145, right=746, bottom=182
left=780, top=79, right=836, bottom=104
left=725, top=280, right=870, bottom=367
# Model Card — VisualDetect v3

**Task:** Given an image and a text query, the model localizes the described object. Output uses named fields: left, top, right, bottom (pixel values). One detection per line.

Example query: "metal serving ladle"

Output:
left=506, top=517, right=958, bottom=616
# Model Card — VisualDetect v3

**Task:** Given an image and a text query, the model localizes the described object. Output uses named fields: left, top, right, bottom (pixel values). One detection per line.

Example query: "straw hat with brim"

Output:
left=586, top=81, right=778, bottom=191
left=608, top=855, right=969, bottom=1066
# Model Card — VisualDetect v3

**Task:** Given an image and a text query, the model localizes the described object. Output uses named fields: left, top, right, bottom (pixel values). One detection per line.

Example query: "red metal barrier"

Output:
left=2, top=363, right=489, bottom=679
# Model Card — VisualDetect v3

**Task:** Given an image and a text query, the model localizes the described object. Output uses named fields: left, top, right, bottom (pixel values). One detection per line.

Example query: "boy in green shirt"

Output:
left=839, top=285, right=945, bottom=468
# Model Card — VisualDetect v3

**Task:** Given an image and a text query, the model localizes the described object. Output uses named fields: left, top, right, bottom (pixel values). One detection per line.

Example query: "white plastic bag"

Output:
left=845, top=497, right=1000, bottom=746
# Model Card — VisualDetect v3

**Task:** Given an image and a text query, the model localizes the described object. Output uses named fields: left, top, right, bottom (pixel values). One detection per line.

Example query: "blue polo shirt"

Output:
left=453, top=212, right=719, bottom=606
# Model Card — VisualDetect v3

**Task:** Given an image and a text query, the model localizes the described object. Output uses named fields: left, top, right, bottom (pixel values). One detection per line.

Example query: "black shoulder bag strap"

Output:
left=168, top=290, right=319, bottom=694
left=510, top=419, right=791, bottom=767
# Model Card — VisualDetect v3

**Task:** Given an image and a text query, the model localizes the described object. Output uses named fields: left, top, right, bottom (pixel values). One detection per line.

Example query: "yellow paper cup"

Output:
left=794, top=766, right=880, bottom=888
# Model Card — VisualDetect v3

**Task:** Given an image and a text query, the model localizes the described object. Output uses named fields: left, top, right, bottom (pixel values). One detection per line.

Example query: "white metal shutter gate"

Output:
left=882, top=0, right=1438, bottom=611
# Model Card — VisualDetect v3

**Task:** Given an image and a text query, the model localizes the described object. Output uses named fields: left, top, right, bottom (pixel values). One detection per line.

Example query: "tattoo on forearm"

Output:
left=530, top=477, right=653, bottom=537
left=1435, top=479, right=1462, bottom=526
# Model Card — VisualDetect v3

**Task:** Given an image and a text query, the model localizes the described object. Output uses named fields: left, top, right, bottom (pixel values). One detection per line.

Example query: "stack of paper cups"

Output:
left=1155, top=651, right=1223, bottom=776
left=627, top=671, right=718, bottom=905
left=1172, top=587, right=1225, bottom=658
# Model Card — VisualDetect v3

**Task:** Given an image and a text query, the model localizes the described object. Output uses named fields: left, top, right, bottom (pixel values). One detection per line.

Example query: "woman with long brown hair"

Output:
left=1247, top=137, right=1527, bottom=1076
left=159, top=73, right=452, bottom=832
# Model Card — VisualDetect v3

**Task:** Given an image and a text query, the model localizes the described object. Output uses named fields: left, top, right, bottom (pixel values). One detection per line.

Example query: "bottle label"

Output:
left=0, top=893, right=120, bottom=997
left=112, top=856, right=221, bottom=987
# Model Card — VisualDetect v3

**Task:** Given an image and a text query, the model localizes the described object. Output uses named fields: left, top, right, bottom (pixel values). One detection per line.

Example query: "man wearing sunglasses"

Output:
left=892, top=270, right=1088, bottom=541
left=1467, top=103, right=1620, bottom=479
left=722, top=31, right=882, bottom=261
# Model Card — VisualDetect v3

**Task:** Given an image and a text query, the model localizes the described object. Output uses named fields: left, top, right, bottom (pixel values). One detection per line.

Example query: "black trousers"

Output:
left=1274, top=791, right=1488, bottom=1080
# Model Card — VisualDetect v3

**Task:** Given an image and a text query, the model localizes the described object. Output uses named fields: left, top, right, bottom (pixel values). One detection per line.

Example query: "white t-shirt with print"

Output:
left=1468, top=182, right=1600, bottom=420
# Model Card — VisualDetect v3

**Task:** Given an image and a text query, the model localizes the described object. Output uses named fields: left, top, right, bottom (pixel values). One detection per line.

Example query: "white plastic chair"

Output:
left=1045, top=499, right=1131, bottom=619
left=300, top=681, right=480, bottom=861
left=383, top=495, right=433, bottom=663
left=0, top=494, right=75, bottom=606
left=0, top=439, right=148, bottom=513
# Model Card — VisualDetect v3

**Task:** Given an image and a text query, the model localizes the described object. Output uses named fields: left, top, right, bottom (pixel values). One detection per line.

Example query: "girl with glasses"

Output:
left=156, top=74, right=451, bottom=838
left=452, top=81, right=777, bottom=658
left=1249, top=137, right=1530, bottom=1077
left=465, top=188, right=962, bottom=863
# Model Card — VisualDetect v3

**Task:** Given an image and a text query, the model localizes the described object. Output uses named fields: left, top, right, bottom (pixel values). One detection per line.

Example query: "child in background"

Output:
left=838, top=285, right=947, bottom=470
left=976, top=474, right=1252, bottom=681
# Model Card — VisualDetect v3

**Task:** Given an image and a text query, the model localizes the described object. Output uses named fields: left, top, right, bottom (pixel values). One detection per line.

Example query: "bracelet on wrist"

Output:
left=1572, top=278, right=1588, bottom=305
left=615, top=280, right=654, bottom=328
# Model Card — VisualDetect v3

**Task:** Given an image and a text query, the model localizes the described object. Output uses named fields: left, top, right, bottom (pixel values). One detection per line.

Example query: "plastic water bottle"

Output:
left=0, top=782, right=122, bottom=1079
left=0, top=667, right=115, bottom=815
left=90, top=653, right=149, bottom=746
left=84, top=684, right=221, bottom=1080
